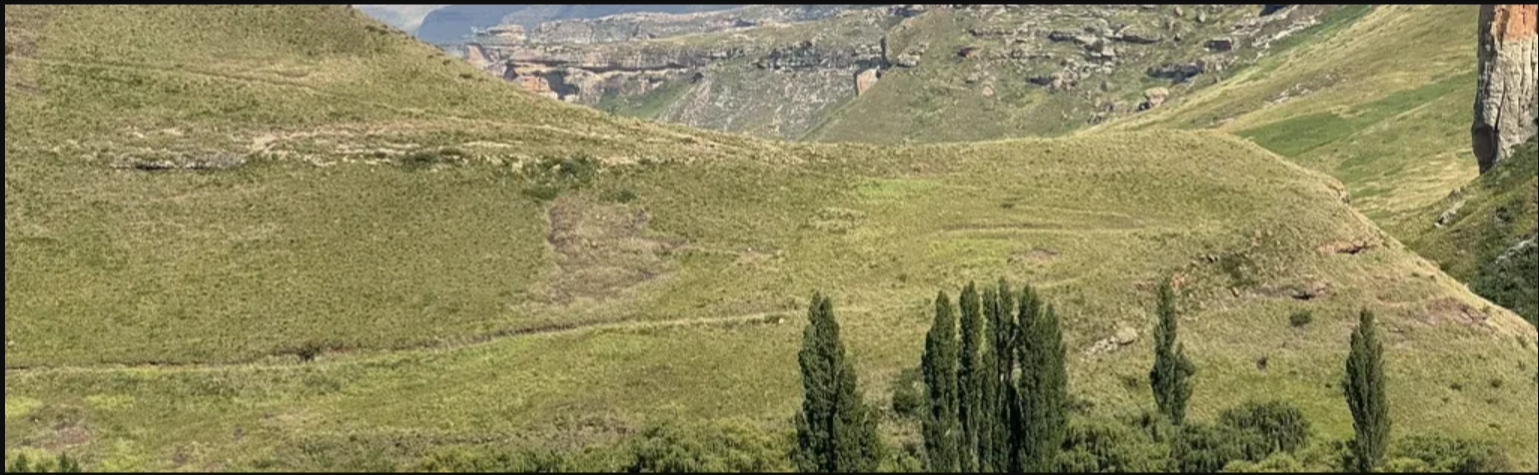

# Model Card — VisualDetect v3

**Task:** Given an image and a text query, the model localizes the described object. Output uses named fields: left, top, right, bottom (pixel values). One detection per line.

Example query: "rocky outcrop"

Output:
left=1140, top=87, right=1169, bottom=110
left=855, top=68, right=880, bottom=96
left=1473, top=4, right=1538, bottom=174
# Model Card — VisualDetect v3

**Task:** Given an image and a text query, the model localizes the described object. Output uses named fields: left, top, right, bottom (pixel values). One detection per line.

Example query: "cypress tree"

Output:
left=795, top=293, right=884, bottom=473
left=1345, top=309, right=1390, bottom=473
left=990, top=279, right=1019, bottom=473
left=1018, top=300, right=1069, bottom=473
left=1006, top=286, right=1044, bottom=472
left=922, top=292, right=961, bottom=472
left=979, top=285, right=1003, bottom=473
left=958, top=282, right=985, bottom=473
left=1150, top=280, right=1195, bottom=425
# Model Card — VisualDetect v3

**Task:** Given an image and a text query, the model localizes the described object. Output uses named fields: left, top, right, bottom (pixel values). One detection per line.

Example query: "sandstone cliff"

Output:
left=1473, top=4, right=1538, bottom=173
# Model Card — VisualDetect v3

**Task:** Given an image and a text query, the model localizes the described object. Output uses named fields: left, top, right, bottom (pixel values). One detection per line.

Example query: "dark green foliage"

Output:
left=990, top=280, right=1019, bottom=473
left=794, top=293, right=884, bottom=473
left=957, top=282, right=985, bottom=473
left=1289, top=311, right=1313, bottom=328
left=1219, top=401, right=1311, bottom=457
left=1017, top=287, right=1070, bottom=473
left=1151, top=281, right=1196, bottom=425
left=399, top=147, right=468, bottom=170
left=6, top=455, right=28, bottom=474
left=1344, top=310, right=1390, bottom=473
left=978, top=283, right=1009, bottom=473
left=623, top=421, right=790, bottom=473
left=1218, top=253, right=1260, bottom=289
left=1385, top=434, right=1513, bottom=474
left=1172, top=422, right=1248, bottom=474
left=890, top=368, right=926, bottom=421
left=518, top=155, right=603, bottom=202
left=415, top=448, right=570, bottom=473
left=1059, top=419, right=1171, bottom=473
left=1472, top=239, right=1537, bottom=325
left=2, top=455, right=82, bottom=475
left=922, top=292, right=961, bottom=472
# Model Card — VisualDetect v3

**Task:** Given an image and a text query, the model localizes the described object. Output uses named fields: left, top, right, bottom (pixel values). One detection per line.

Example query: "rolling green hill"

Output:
left=5, top=5, right=1536, bottom=472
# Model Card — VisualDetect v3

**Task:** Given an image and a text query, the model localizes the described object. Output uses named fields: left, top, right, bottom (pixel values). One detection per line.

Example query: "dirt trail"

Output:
left=2, top=308, right=858, bottom=375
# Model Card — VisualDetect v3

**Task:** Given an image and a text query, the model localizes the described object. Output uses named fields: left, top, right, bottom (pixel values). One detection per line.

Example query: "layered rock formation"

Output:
left=1473, top=4, right=1539, bottom=173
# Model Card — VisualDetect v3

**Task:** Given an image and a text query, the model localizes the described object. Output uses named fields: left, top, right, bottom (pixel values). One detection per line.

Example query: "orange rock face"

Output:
left=1491, top=4, right=1537, bottom=41
left=1473, top=4, right=1539, bottom=173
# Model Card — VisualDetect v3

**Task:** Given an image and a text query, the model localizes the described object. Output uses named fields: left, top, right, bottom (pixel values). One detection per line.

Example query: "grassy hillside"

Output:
left=1106, top=5, right=1482, bottom=229
left=1398, top=137, right=1538, bottom=324
left=5, top=5, right=1537, bottom=472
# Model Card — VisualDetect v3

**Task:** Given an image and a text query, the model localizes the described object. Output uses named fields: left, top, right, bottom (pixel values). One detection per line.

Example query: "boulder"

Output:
left=1139, top=87, right=1169, bottom=110
left=895, top=53, right=921, bottom=68
left=1147, top=60, right=1207, bottom=82
left=855, top=68, right=880, bottom=96
left=1116, top=28, right=1163, bottom=44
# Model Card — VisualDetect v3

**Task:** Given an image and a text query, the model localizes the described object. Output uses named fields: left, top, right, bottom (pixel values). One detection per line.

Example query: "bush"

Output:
left=1222, top=453, right=1304, bottom=473
left=1387, top=434, right=1512, bottom=473
left=1059, top=419, right=1172, bottom=473
left=1472, top=238, right=1537, bottom=325
left=1219, top=401, right=1311, bottom=457
left=1288, top=311, right=1313, bottom=328
left=1173, top=422, right=1248, bottom=474
left=622, top=420, right=790, bottom=473
left=5, top=454, right=83, bottom=474
left=889, top=368, right=925, bottom=420
left=415, top=448, right=569, bottom=473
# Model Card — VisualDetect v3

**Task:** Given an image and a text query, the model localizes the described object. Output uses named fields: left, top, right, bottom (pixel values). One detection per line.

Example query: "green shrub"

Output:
left=1472, top=238, right=1537, bottom=325
left=1219, top=401, right=1311, bottom=456
left=604, top=189, right=639, bottom=204
left=1221, top=453, right=1304, bottom=473
left=1219, top=253, right=1260, bottom=289
left=415, top=448, right=569, bottom=473
left=1173, top=422, right=1248, bottom=474
left=1289, top=311, right=1313, bottom=328
left=520, top=185, right=563, bottom=202
left=4, top=454, right=83, bottom=474
left=889, top=368, right=925, bottom=420
left=1387, top=434, right=1512, bottom=473
left=1059, top=419, right=1172, bottom=473
left=622, top=420, right=790, bottom=473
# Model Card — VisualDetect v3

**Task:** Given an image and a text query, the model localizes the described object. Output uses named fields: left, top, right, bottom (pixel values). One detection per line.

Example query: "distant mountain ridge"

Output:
left=415, top=4, right=742, bottom=45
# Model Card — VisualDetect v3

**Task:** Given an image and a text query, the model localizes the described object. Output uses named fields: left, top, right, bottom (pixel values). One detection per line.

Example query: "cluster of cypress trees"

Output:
left=793, top=281, right=1392, bottom=473
left=919, top=280, right=1067, bottom=473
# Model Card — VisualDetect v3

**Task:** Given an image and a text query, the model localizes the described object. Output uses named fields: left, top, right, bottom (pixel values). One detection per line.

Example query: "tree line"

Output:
left=792, top=279, right=1508, bottom=473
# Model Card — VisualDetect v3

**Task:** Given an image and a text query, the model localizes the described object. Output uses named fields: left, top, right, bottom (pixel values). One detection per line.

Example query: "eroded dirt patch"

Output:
left=1421, top=297, right=1492, bottom=328
left=545, top=196, right=686, bottom=303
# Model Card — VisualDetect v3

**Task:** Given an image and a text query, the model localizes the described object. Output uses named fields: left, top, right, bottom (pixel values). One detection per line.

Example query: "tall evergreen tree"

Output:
left=1006, top=285, right=1044, bottom=472
left=988, top=279, right=1018, bottom=473
left=1150, top=280, right=1195, bottom=425
left=957, top=282, right=985, bottom=473
left=795, top=293, right=883, bottom=473
left=1345, top=309, right=1390, bottom=473
left=1018, top=300, right=1069, bottom=473
left=979, top=286, right=1003, bottom=473
left=922, top=292, right=961, bottom=472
